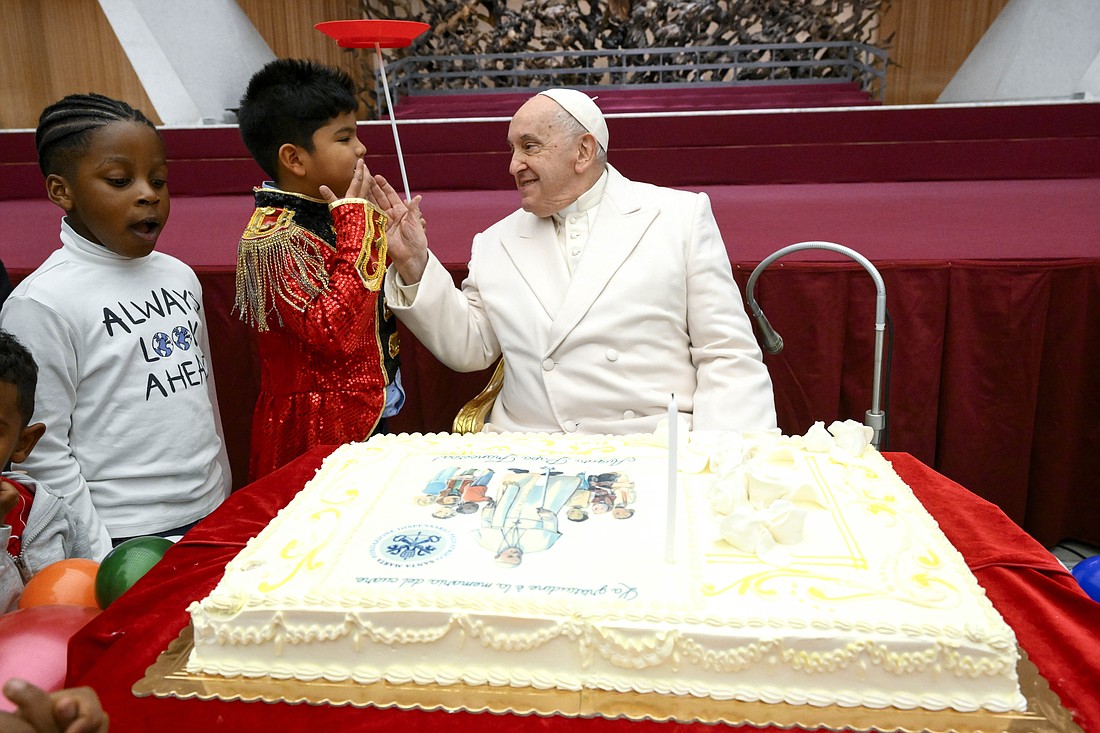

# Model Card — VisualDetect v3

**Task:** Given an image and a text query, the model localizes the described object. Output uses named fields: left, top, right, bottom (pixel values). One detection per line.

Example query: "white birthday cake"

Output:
left=185, top=424, right=1026, bottom=714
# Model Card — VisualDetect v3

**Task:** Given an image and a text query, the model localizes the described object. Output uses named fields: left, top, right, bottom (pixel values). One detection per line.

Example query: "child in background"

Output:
left=0, top=94, right=231, bottom=559
left=234, top=58, right=405, bottom=480
left=1, top=329, right=92, bottom=613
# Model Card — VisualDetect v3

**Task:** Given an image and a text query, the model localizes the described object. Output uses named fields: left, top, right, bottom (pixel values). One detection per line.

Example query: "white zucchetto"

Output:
left=537, top=88, right=609, bottom=151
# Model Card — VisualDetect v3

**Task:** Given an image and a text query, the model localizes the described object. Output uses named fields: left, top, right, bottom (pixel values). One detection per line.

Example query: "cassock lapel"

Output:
left=501, top=213, right=570, bottom=320
left=546, top=169, right=657, bottom=354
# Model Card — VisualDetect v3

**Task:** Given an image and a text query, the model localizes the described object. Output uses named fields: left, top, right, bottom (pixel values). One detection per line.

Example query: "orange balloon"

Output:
left=17, top=558, right=101, bottom=609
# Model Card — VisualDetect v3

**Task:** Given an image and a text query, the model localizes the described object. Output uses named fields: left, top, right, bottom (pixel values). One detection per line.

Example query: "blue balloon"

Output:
left=1071, top=555, right=1100, bottom=602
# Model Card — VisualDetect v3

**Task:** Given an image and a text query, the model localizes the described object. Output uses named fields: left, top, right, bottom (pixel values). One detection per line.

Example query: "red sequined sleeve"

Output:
left=273, top=199, right=389, bottom=357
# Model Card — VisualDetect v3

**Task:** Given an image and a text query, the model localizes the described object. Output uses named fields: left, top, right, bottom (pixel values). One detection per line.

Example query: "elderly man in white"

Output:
left=371, top=88, right=776, bottom=435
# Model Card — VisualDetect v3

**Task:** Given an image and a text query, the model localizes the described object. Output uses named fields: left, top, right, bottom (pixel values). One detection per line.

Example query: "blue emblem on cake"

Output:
left=371, top=525, right=456, bottom=568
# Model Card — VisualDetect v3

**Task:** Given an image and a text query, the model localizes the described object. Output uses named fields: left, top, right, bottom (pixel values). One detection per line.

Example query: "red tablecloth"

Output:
left=66, top=448, right=1100, bottom=733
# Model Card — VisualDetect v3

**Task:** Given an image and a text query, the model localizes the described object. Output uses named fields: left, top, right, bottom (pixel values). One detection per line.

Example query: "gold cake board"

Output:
left=133, top=624, right=1081, bottom=733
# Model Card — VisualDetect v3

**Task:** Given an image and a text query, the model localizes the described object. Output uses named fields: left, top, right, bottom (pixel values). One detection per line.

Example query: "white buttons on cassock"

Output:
left=564, top=420, right=578, bottom=432
left=542, top=358, right=555, bottom=371
left=605, top=348, right=619, bottom=361
left=623, top=409, right=636, bottom=420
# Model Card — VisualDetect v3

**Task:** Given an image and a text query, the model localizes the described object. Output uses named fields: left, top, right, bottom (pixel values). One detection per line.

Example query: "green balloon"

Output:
left=94, top=536, right=173, bottom=609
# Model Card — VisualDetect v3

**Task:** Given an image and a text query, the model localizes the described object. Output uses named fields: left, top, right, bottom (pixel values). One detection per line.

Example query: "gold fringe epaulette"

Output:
left=235, top=207, right=328, bottom=332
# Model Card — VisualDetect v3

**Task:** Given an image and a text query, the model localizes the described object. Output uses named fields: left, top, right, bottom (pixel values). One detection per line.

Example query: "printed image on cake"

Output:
left=409, top=462, right=638, bottom=566
left=185, top=424, right=1027, bottom=716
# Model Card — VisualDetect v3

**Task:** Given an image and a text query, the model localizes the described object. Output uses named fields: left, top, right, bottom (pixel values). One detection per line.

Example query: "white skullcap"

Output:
left=537, top=88, right=609, bottom=152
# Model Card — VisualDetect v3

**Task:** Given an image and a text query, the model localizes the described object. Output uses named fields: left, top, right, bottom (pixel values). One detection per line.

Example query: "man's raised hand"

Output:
left=368, top=175, right=429, bottom=285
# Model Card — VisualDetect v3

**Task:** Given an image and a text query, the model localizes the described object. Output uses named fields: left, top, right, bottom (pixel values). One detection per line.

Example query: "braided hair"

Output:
left=0, top=329, right=38, bottom=427
left=35, top=93, right=157, bottom=177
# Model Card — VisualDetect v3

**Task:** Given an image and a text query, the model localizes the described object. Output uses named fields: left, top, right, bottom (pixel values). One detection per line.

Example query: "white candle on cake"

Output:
left=665, top=393, right=678, bottom=564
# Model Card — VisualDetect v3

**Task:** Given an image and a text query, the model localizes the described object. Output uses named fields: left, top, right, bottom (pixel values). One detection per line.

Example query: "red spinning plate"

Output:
left=315, top=19, right=430, bottom=49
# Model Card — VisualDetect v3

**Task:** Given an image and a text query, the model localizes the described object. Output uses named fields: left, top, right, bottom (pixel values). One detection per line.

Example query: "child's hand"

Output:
left=0, top=678, right=109, bottom=733
left=318, top=159, right=369, bottom=203
left=366, top=175, right=429, bottom=284
left=0, top=481, right=18, bottom=518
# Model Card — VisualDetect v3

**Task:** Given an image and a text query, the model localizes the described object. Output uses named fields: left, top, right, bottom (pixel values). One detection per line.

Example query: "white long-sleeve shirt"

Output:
left=1, top=219, right=231, bottom=559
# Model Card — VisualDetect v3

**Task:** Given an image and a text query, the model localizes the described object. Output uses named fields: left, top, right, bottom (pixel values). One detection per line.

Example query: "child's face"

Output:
left=0, top=382, right=44, bottom=469
left=299, top=112, right=367, bottom=197
left=48, top=120, right=170, bottom=259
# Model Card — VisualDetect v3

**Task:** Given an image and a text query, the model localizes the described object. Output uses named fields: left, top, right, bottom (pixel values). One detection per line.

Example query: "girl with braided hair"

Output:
left=0, top=94, right=230, bottom=560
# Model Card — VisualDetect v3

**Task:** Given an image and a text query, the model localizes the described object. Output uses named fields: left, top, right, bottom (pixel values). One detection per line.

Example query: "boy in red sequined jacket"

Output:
left=234, top=59, right=404, bottom=480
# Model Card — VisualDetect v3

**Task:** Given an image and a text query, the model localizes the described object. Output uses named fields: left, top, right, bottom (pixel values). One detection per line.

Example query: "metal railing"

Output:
left=377, top=41, right=887, bottom=114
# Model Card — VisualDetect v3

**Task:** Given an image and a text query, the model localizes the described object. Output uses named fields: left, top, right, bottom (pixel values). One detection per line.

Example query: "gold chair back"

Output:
left=452, top=358, right=506, bottom=433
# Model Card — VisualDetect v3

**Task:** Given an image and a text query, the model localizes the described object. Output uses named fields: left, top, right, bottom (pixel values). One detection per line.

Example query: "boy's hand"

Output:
left=0, top=481, right=18, bottom=518
left=366, top=175, right=429, bottom=285
left=0, top=679, right=109, bottom=733
left=318, top=159, right=369, bottom=203
left=317, top=162, right=429, bottom=283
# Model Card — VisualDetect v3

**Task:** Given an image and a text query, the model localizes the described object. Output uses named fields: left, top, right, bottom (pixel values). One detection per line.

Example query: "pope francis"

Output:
left=376, top=88, right=776, bottom=435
